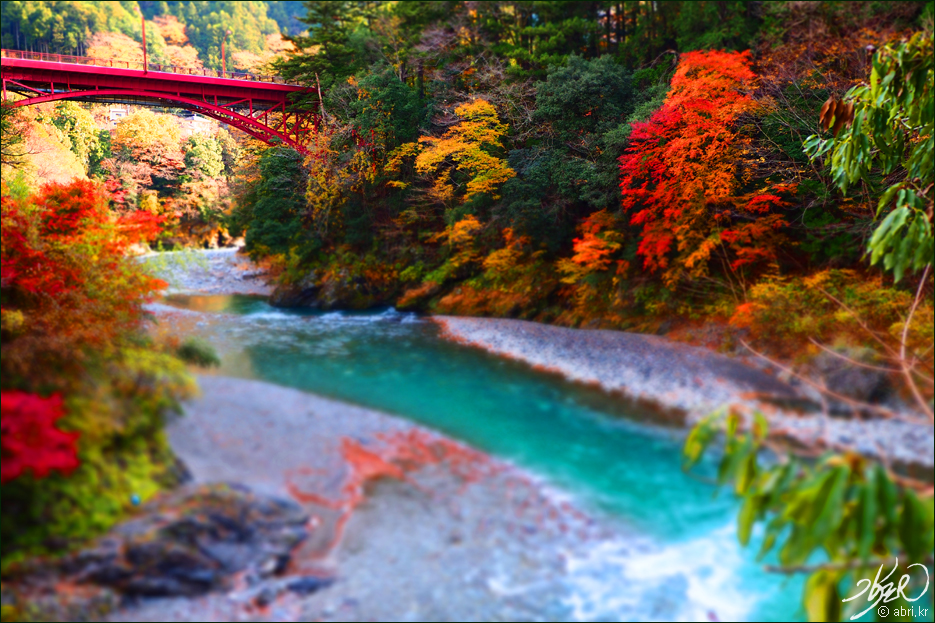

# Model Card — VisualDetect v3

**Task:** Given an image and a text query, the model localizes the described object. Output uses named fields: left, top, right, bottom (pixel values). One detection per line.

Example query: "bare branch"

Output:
left=900, top=264, right=934, bottom=421
left=740, top=339, right=929, bottom=425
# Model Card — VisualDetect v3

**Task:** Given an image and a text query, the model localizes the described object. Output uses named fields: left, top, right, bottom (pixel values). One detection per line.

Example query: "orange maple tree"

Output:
left=557, top=209, right=626, bottom=284
left=619, top=50, right=793, bottom=286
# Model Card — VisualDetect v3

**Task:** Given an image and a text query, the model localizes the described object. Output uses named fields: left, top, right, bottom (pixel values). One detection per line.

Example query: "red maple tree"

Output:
left=1, top=179, right=166, bottom=483
left=619, top=50, right=793, bottom=286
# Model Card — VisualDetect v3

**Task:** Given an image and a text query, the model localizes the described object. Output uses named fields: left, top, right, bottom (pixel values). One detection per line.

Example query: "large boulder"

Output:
left=269, top=273, right=321, bottom=308
left=269, top=270, right=390, bottom=310
left=810, top=348, right=892, bottom=405
left=65, top=484, right=310, bottom=597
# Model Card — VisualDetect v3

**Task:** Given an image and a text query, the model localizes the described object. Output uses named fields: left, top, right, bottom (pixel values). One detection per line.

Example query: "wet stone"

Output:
left=287, top=575, right=336, bottom=595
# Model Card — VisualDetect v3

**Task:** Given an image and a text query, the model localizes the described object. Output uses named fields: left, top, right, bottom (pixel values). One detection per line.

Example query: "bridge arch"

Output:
left=7, top=89, right=316, bottom=152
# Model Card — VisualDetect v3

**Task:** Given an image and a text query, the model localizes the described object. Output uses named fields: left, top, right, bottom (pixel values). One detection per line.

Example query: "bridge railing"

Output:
left=0, top=49, right=292, bottom=84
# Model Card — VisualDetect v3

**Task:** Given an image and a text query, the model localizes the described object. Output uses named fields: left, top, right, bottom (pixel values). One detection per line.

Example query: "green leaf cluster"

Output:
left=804, top=32, right=934, bottom=282
left=685, top=411, right=935, bottom=622
left=182, top=133, right=225, bottom=179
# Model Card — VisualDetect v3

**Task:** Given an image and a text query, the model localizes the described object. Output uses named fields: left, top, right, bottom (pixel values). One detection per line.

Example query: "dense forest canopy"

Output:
left=1, top=0, right=303, bottom=68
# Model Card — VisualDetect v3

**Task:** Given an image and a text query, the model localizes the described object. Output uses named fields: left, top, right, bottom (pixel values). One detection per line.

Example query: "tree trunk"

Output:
left=417, top=60, right=424, bottom=102
left=616, top=2, right=624, bottom=53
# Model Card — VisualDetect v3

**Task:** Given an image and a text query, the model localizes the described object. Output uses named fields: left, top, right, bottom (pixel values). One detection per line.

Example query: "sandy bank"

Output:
left=434, top=316, right=934, bottom=467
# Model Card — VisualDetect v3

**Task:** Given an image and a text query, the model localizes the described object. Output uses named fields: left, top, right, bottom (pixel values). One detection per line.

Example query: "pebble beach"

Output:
left=106, top=375, right=642, bottom=622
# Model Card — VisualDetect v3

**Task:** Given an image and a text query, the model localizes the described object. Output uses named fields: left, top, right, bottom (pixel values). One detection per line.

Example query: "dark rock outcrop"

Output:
left=810, top=349, right=892, bottom=405
left=269, top=274, right=321, bottom=308
left=66, top=484, right=310, bottom=597
left=269, top=270, right=395, bottom=310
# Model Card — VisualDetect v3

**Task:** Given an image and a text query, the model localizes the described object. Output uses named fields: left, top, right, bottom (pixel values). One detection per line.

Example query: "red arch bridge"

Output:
left=1, top=50, right=317, bottom=153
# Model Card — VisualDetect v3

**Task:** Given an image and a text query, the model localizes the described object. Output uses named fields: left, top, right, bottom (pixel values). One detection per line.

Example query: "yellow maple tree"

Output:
left=389, top=99, right=515, bottom=207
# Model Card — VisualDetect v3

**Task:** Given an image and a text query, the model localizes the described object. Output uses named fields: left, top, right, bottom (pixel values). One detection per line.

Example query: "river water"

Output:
left=156, top=293, right=805, bottom=622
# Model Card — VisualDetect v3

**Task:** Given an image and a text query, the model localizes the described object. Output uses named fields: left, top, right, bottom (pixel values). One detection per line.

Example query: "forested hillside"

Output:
left=1, top=3, right=933, bottom=620
left=1, top=1, right=304, bottom=68
left=223, top=1, right=933, bottom=364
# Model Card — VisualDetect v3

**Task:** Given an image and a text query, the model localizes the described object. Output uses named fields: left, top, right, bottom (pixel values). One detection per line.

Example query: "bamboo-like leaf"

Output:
left=804, top=570, right=841, bottom=622
left=737, top=494, right=759, bottom=546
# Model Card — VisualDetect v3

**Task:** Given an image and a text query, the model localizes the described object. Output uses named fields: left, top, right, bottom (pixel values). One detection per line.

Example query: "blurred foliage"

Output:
left=730, top=269, right=929, bottom=352
left=176, top=336, right=221, bottom=368
left=684, top=411, right=934, bottom=622
left=1, top=179, right=195, bottom=564
left=0, top=104, right=25, bottom=170
left=41, top=103, right=105, bottom=174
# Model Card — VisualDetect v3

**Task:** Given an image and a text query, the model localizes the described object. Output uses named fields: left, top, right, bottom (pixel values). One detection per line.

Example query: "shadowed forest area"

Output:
left=1, top=2, right=933, bottom=621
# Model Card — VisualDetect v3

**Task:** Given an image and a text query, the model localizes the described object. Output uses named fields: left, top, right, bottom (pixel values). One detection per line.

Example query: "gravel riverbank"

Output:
left=137, top=247, right=933, bottom=467
left=140, top=247, right=272, bottom=297
left=435, top=316, right=934, bottom=468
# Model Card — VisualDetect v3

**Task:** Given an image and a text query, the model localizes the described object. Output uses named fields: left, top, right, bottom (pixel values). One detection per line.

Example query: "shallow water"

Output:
left=157, top=294, right=805, bottom=622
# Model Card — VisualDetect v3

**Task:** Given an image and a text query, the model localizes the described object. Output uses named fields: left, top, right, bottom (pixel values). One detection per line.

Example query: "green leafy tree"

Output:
left=804, top=32, right=934, bottom=282
left=183, top=134, right=224, bottom=179
left=277, top=1, right=374, bottom=90
left=264, top=0, right=308, bottom=35
left=671, top=1, right=760, bottom=52
left=47, top=102, right=103, bottom=174
left=239, top=147, right=309, bottom=255
left=343, top=65, right=426, bottom=150
left=497, top=55, right=635, bottom=247
left=89, top=129, right=113, bottom=178
left=215, top=127, right=241, bottom=176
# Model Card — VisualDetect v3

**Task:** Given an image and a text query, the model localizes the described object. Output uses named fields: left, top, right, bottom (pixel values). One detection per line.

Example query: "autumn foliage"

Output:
left=557, top=209, right=626, bottom=284
left=390, top=99, right=515, bottom=208
left=0, top=392, right=79, bottom=484
left=1, top=179, right=165, bottom=485
left=619, top=50, right=792, bottom=286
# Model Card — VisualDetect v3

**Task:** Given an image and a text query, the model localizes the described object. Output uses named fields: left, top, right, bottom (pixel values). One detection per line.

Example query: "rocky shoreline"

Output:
left=434, top=316, right=935, bottom=468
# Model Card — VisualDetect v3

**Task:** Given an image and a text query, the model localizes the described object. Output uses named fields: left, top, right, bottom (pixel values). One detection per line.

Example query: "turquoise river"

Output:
left=158, top=293, right=810, bottom=622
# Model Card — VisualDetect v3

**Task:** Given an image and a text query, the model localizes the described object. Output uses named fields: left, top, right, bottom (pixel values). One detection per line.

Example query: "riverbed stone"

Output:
left=270, top=273, right=321, bottom=308
left=69, top=484, right=311, bottom=597
left=809, top=348, right=892, bottom=405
